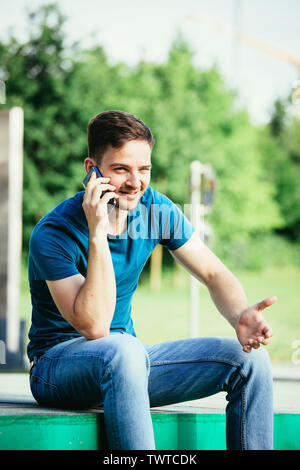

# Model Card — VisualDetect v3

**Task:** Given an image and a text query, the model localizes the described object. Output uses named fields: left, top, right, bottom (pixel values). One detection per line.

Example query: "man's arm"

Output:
left=47, top=172, right=119, bottom=340
left=47, top=237, right=116, bottom=339
left=170, top=232, right=276, bottom=352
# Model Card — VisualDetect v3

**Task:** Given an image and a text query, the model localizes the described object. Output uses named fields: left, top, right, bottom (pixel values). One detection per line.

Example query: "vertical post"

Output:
left=7, top=107, right=24, bottom=353
left=150, top=244, right=163, bottom=291
left=0, top=107, right=24, bottom=363
left=189, top=161, right=203, bottom=338
left=0, top=111, right=10, bottom=329
left=189, top=162, right=216, bottom=338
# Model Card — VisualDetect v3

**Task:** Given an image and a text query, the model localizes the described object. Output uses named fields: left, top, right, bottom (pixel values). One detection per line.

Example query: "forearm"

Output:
left=74, top=235, right=116, bottom=338
left=207, top=267, right=249, bottom=329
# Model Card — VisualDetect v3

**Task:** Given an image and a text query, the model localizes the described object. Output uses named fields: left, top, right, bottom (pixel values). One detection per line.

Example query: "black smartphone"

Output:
left=82, top=166, right=116, bottom=211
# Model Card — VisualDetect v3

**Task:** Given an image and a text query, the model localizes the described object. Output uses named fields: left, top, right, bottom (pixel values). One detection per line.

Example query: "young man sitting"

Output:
left=28, top=110, right=276, bottom=450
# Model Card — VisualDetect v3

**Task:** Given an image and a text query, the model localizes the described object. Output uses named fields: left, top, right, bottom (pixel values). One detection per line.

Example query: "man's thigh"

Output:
left=145, top=336, right=245, bottom=407
left=31, top=333, right=147, bottom=408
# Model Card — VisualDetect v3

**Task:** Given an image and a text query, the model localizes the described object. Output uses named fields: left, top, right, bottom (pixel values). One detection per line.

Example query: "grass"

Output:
left=131, top=265, right=300, bottom=363
left=20, top=261, right=300, bottom=363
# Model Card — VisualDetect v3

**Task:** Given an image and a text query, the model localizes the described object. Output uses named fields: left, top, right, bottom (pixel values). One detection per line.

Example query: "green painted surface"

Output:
left=152, top=413, right=227, bottom=450
left=0, top=413, right=299, bottom=450
left=0, top=414, right=102, bottom=450
left=274, top=414, right=300, bottom=450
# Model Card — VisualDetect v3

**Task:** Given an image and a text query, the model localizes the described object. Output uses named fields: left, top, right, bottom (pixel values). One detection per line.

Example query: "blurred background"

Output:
left=0, top=0, right=300, bottom=365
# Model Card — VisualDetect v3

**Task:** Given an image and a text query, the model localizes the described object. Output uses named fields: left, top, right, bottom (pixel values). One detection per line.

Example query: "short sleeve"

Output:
left=29, top=223, right=80, bottom=281
left=152, top=191, right=195, bottom=251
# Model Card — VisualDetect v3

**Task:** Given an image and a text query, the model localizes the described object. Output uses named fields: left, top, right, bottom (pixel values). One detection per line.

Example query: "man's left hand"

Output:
left=236, top=296, right=277, bottom=353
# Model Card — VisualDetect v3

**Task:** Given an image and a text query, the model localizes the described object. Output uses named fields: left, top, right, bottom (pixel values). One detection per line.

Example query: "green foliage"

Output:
left=261, top=99, right=300, bottom=242
left=219, top=233, right=300, bottom=272
left=0, top=2, right=299, bottom=266
left=0, top=3, right=87, bottom=252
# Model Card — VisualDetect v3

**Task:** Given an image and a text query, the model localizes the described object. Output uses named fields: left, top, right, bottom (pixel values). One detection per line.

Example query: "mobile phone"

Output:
left=82, top=166, right=116, bottom=210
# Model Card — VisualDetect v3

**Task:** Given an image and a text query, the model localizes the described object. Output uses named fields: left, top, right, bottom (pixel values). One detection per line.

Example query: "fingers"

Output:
left=82, top=171, right=119, bottom=222
left=90, top=183, right=116, bottom=205
left=242, top=329, right=273, bottom=352
left=84, top=172, right=111, bottom=202
left=239, top=297, right=276, bottom=354
left=243, top=339, right=261, bottom=352
left=95, top=192, right=119, bottom=217
left=100, top=191, right=119, bottom=205
left=262, top=325, right=274, bottom=339
left=84, top=173, right=116, bottom=205
left=249, top=339, right=260, bottom=348
left=243, top=342, right=261, bottom=353
left=256, top=296, right=277, bottom=312
left=242, top=329, right=274, bottom=352
left=257, top=334, right=270, bottom=345
left=243, top=345, right=252, bottom=353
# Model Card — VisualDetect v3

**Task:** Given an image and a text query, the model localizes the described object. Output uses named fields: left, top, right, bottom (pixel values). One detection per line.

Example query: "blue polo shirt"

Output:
left=27, top=186, right=194, bottom=361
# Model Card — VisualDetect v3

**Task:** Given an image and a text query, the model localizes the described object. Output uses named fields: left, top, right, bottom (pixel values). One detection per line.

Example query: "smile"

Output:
left=119, top=191, right=139, bottom=199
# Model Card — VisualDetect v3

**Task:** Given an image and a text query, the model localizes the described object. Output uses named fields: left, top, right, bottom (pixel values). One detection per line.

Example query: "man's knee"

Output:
left=219, top=338, right=272, bottom=385
left=246, top=345, right=272, bottom=375
left=101, top=333, right=150, bottom=377
left=232, top=344, right=273, bottom=390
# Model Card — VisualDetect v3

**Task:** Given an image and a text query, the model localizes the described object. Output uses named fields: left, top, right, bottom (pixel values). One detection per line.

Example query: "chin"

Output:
left=117, top=190, right=146, bottom=211
left=117, top=199, right=140, bottom=211
left=117, top=194, right=142, bottom=211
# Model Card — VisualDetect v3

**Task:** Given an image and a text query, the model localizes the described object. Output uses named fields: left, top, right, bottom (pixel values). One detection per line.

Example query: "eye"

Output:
left=114, top=167, right=126, bottom=172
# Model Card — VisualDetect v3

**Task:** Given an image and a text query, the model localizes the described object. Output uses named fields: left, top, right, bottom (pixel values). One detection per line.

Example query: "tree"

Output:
left=260, top=98, right=300, bottom=242
left=0, top=3, right=89, bottom=252
left=0, top=4, right=288, bottom=266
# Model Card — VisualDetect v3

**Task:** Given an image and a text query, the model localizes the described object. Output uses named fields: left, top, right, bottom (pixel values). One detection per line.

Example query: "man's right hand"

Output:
left=82, top=171, right=118, bottom=236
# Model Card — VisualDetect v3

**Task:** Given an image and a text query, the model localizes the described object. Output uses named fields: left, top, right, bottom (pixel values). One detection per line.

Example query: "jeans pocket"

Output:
left=30, top=375, right=62, bottom=408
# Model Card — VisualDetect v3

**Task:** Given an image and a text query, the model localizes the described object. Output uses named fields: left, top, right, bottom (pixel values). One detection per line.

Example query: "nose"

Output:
left=125, top=172, right=140, bottom=189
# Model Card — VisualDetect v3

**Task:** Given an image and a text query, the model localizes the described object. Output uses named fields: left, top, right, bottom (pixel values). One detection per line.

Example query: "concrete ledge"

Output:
left=0, top=371, right=300, bottom=450
left=0, top=401, right=299, bottom=450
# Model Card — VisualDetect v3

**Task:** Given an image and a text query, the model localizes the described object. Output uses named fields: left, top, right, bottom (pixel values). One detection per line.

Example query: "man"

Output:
left=28, top=110, right=276, bottom=450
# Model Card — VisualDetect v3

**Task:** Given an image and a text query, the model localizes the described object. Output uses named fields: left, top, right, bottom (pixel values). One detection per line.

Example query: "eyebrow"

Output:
left=109, top=163, right=152, bottom=169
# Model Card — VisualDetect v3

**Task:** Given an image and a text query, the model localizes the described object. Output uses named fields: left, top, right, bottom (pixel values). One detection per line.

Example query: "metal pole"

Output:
left=6, top=107, right=23, bottom=353
left=189, top=161, right=203, bottom=338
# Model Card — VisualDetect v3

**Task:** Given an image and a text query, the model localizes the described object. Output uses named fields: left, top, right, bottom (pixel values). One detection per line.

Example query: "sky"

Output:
left=1, top=0, right=300, bottom=124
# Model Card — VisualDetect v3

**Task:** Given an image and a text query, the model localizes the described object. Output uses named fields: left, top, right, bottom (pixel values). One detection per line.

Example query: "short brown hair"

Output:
left=87, top=110, right=155, bottom=163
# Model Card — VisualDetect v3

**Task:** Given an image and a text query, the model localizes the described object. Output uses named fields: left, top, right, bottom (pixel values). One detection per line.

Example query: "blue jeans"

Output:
left=30, top=333, right=273, bottom=450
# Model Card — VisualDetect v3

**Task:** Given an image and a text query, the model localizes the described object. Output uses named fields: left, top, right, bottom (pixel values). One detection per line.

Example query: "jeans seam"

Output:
left=101, top=361, right=125, bottom=449
left=107, top=366, right=122, bottom=449
left=151, top=356, right=250, bottom=450
left=150, top=357, right=246, bottom=374
left=150, top=358, right=249, bottom=386
left=31, top=375, right=59, bottom=390
left=241, top=389, right=247, bottom=450
left=31, top=357, right=60, bottom=390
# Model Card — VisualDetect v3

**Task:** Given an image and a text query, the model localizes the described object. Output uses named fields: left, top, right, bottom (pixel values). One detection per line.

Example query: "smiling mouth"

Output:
left=119, top=191, right=139, bottom=197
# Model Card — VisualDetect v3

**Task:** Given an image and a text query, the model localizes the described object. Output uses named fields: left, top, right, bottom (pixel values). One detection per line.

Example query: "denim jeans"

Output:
left=29, top=333, right=273, bottom=450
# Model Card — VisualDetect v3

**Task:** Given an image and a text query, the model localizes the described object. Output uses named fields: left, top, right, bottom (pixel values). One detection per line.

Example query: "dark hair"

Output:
left=87, top=110, right=155, bottom=163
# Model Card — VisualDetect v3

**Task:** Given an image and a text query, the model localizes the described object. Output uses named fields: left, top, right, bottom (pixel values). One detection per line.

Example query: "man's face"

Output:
left=99, top=140, right=152, bottom=211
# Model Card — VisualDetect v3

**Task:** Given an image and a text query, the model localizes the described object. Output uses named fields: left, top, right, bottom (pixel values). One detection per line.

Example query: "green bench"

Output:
left=0, top=398, right=299, bottom=450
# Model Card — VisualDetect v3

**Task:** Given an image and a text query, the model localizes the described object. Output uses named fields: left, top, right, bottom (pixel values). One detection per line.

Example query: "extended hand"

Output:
left=236, top=296, right=277, bottom=353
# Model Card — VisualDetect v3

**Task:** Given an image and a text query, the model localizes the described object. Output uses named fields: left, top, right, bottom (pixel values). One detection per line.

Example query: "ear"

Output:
left=84, top=157, right=96, bottom=174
